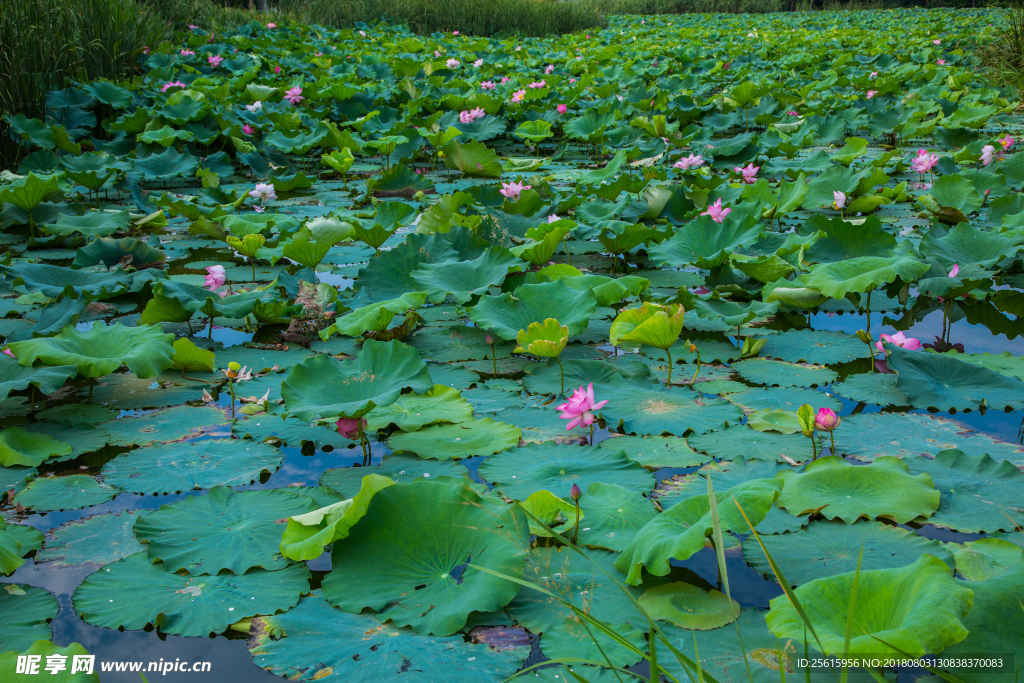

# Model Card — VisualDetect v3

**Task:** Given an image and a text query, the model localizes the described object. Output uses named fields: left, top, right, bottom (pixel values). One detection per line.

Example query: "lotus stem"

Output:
left=562, top=239, right=572, bottom=266
left=555, top=355, right=564, bottom=395
left=691, top=346, right=701, bottom=385
left=186, top=319, right=194, bottom=336
left=572, top=501, right=580, bottom=544
left=829, top=430, right=836, bottom=457
left=251, top=258, right=256, bottom=282
left=208, top=317, right=214, bottom=339
left=29, top=386, right=35, bottom=413
left=228, top=379, right=236, bottom=418
left=665, top=347, right=672, bottom=387
left=809, top=432, right=817, bottom=461
left=87, top=377, right=95, bottom=403
left=864, top=290, right=872, bottom=337
left=589, top=423, right=594, bottom=446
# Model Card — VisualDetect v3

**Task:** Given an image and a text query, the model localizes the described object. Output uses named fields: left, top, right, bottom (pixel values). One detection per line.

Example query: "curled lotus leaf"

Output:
left=0, top=263, right=133, bottom=299
left=410, top=247, right=526, bottom=304
left=468, top=279, right=597, bottom=341
left=610, top=302, right=685, bottom=350
left=0, top=427, right=71, bottom=467
left=518, top=489, right=584, bottom=537
left=514, top=318, right=568, bottom=358
left=319, top=292, right=428, bottom=338
left=365, top=384, right=473, bottom=432
left=804, top=252, right=930, bottom=298
left=766, top=555, right=973, bottom=657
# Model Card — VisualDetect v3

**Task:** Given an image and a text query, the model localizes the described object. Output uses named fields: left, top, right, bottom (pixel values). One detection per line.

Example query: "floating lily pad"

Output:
left=408, top=325, right=515, bottom=363
left=133, top=486, right=317, bottom=575
left=946, top=538, right=1024, bottom=581
left=598, top=434, right=710, bottom=468
left=35, top=510, right=145, bottom=568
left=13, top=475, right=118, bottom=512
left=601, top=376, right=744, bottom=436
left=104, top=405, right=229, bottom=447
left=0, top=465, right=35, bottom=496
left=233, top=408, right=351, bottom=450
left=573, top=482, right=659, bottom=552
left=319, top=454, right=468, bottom=498
left=492, top=406, right=572, bottom=444
left=365, top=385, right=473, bottom=432
left=522, top=358, right=651, bottom=396
left=755, top=329, right=866, bottom=365
left=639, top=582, right=740, bottom=630
left=0, top=585, right=58, bottom=654
left=459, top=385, right=524, bottom=414
left=831, top=372, right=910, bottom=406
left=387, top=417, right=521, bottom=460
left=731, top=359, right=838, bottom=387
left=427, top=362, right=483, bottom=387
left=101, top=439, right=283, bottom=494
left=721, top=386, right=842, bottom=413
left=74, top=552, right=309, bottom=637
left=887, top=344, right=1024, bottom=411
left=688, top=425, right=809, bottom=463
left=652, top=457, right=797, bottom=510
left=908, top=449, right=1024, bottom=532
left=86, top=372, right=211, bottom=410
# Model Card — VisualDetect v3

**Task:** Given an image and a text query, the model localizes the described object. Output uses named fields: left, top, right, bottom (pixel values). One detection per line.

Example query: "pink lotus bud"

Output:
left=815, top=407, right=840, bottom=432
left=570, top=483, right=582, bottom=502
left=336, top=417, right=367, bottom=440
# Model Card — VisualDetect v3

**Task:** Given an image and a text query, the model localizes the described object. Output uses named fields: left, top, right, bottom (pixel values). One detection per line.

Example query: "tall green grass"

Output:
left=978, top=1, right=1024, bottom=96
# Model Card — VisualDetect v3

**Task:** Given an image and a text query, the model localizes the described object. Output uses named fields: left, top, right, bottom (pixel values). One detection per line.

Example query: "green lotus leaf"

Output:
left=920, top=222, right=1022, bottom=270
left=13, top=475, right=118, bottom=512
left=801, top=215, right=896, bottom=264
left=169, top=336, right=215, bottom=373
left=319, top=453, right=468, bottom=498
left=514, top=119, right=554, bottom=143
left=411, top=248, right=525, bottom=304
left=743, top=520, right=953, bottom=586
left=574, top=482, right=659, bottom=552
left=518, top=489, right=583, bottom=537
left=615, top=478, right=782, bottom=585
left=731, top=359, right=837, bottom=387
left=724, top=386, right=841, bottom=415
left=908, top=449, right=1024, bottom=532
left=756, top=329, right=866, bottom=364
left=598, top=433, right=708, bottom=468
left=249, top=593, right=528, bottom=682
left=100, top=439, right=282, bottom=494
left=7, top=525, right=46, bottom=560
left=596, top=221, right=662, bottom=260
left=365, top=384, right=473, bottom=431
left=522, top=359, right=651, bottom=397
left=320, top=292, right=428, bottom=338
left=0, top=585, right=58, bottom=653
left=0, top=519, right=27, bottom=576
left=323, top=479, right=529, bottom=636
left=8, top=322, right=174, bottom=379
left=387, top=416, right=521, bottom=460
left=886, top=344, right=1024, bottom=411
left=0, top=172, right=62, bottom=211
left=831, top=371, right=910, bottom=406
left=132, top=147, right=198, bottom=181
left=282, top=340, right=433, bottom=421
left=514, top=318, right=568, bottom=358
left=610, top=302, right=684, bottom=350
left=776, top=455, right=940, bottom=524
left=34, top=510, right=145, bottom=568
left=367, top=163, right=434, bottom=196
left=442, top=139, right=502, bottom=177
left=280, top=474, right=395, bottom=561
left=479, top=442, right=654, bottom=500
left=461, top=385, right=523, bottom=413
left=408, top=325, right=516, bottom=363
left=805, top=252, right=930, bottom=298
left=137, top=124, right=194, bottom=146
left=688, top=425, right=809, bottom=463
left=284, top=223, right=353, bottom=269
left=511, top=223, right=571, bottom=267
left=648, top=214, right=763, bottom=268
left=266, top=126, right=329, bottom=155
left=601, top=375, right=744, bottom=436
left=0, top=641, right=99, bottom=682
left=946, top=538, right=1024, bottom=581
left=639, top=582, right=740, bottom=630
left=356, top=233, right=458, bottom=301
left=134, top=486, right=316, bottom=575
left=0, top=465, right=34, bottom=498
left=42, top=210, right=131, bottom=237
left=322, top=148, right=355, bottom=174
left=0, top=427, right=71, bottom=467
left=70, top=236, right=165, bottom=270
left=0, top=263, right=133, bottom=299
left=469, top=280, right=597, bottom=341
left=226, top=233, right=266, bottom=259
left=74, top=552, right=309, bottom=637
left=651, top=457, right=796, bottom=509
left=559, top=274, right=649, bottom=308
left=766, top=554, right=973, bottom=657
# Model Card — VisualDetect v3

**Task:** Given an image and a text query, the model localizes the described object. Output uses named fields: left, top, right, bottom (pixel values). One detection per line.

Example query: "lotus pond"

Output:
left=1, top=7, right=1024, bottom=683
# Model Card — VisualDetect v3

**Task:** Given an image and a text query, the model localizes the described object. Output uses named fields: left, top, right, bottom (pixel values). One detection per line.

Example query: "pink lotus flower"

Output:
left=336, top=417, right=367, bottom=439
left=911, top=149, right=939, bottom=174
left=814, top=407, right=840, bottom=432
left=481, top=81, right=495, bottom=90
left=473, top=58, right=483, bottom=67
left=446, top=58, right=461, bottom=68
left=208, top=55, right=223, bottom=68
left=267, top=22, right=276, bottom=28
left=933, top=39, right=941, bottom=45
left=787, top=111, right=799, bottom=116
left=734, top=163, right=759, bottom=184
left=937, top=59, right=946, bottom=65
left=999, top=134, right=1015, bottom=150
left=180, top=49, right=195, bottom=56
left=243, top=124, right=255, bottom=135
left=866, top=90, right=877, bottom=99
left=189, top=24, right=198, bottom=29
left=204, top=265, right=226, bottom=291
left=3, top=348, right=15, bottom=358
left=249, top=182, right=277, bottom=203
left=434, top=50, right=441, bottom=57
left=452, top=30, right=459, bottom=35
left=981, top=144, right=996, bottom=166
left=528, top=80, right=546, bottom=89
left=876, top=331, right=922, bottom=352
left=548, top=214, right=559, bottom=223
left=285, top=86, right=304, bottom=105
left=142, top=47, right=149, bottom=55
left=833, top=191, right=846, bottom=209
left=701, top=198, right=731, bottom=223
left=160, top=81, right=186, bottom=92
left=500, top=77, right=510, bottom=84
left=556, top=383, right=608, bottom=431
left=870, top=71, right=878, bottom=79
left=246, top=101, right=262, bottom=113
left=569, top=78, right=576, bottom=84
left=274, top=66, right=281, bottom=74
left=556, top=104, right=568, bottom=115
left=570, top=483, right=582, bottom=501
left=499, top=180, right=531, bottom=201
left=459, top=110, right=475, bottom=124
left=673, top=153, right=704, bottom=171
left=511, top=89, right=526, bottom=103
left=545, top=64, right=554, bottom=74
left=949, top=263, right=960, bottom=277
left=359, top=30, right=366, bottom=37
left=469, top=107, right=485, bottom=120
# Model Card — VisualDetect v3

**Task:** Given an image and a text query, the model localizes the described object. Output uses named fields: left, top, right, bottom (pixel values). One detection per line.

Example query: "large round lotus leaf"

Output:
left=743, top=520, right=954, bottom=586
left=804, top=252, right=930, bottom=299
left=74, top=552, right=309, bottom=637
left=0, top=263, right=134, bottom=299
left=886, top=345, right=1024, bottom=411
left=0, top=356, right=77, bottom=401
left=233, top=407, right=350, bottom=450
left=731, top=359, right=838, bottom=387
left=0, top=427, right=71, bottom=467
left=721, top=386, right=842, bottom=414
left=479, top=442, right=655, bottom=500
left=598, top=434, right=710, bottom=468
left=34, top=510, right=144, bottom=568
left=7, top=322, right=175, bottom=379
left=282, top=340, right=434, bottom=421
left=942, top=563, right=1024, bottom=682
left=100, top=439, right=283, bottom=494
left=22, top=421, right=108, bottom=460
left=540, top=618, right=647, bottom=670
left=387, top=417, right=521, bottom=460
left=522, top=358, right=651, bottom=396
left=249, top=593, right=529, bottom=683
left=13, top=475, right=118, bottom=512
left=600, top=376, right=743, bottom=436
left=832, top=372, right=910, bottom=406
left=133, top=486, right=316, bottom=575
left=492, top=406, right=573, bottom=444
left=639, top=582, right=740, bottom=630
left=946, top=538, right=1024, bottom=581
left=319, top=454, right=468, bottom=498
left=776, top=456, right=939, bottom=524
left=576, top=482, right=659, bottom=552
left=0, top=465, right=34, bottom=497
left=355, top=234, right=459, bottom=302
left=907, top=449, right=1024, bottom=532
left=83, top=371, right=210, bottom=410
left=468, top=279, right=597, bottom=341
left=4, top=523, right=42, bottom=559
left=365, top=385, right=473, bottom=432
left=104, top=404, right=228, bottom=447
left=427, top=362, right=482, bottom=388
left=322, top=479, right=530, bottom=636
left=459, top=385, right=524, bottom=414
left=688, top=425, right=809, bottom=463
left=410, top=248, right=525, bottom=304
left=755, top=329, right=866, bottom=365
left=0, top=585, right=57, bottom=653
left=647, top=214, right=764, bottom=268
left=616, top=479, right=782, bottom=585
left=833, top=412, right=1024, bottom=466
left=215, top=345, right=316, bottom=373
left=408, top=325, right=516, bottom=363
left=766, top=555, right=973, bottom=657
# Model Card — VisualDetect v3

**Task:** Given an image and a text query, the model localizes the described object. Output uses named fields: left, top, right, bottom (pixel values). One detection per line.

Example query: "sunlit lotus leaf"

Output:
left=323, top=479, right=529, bottom=636
left=9, top=322, right=173, bottom=379
left=0, top=584, right=57, bottom=652
left=387, top=417, right=521, bottom=460
left=469, top=280, right=597, bottom=341
left=518, top=489, right=583, bottom=538
left=134, top=486, right=316, bottom=575
left=805, top=252, right=929, bottom=298
left=411, top=248, right=525, bottom=304
left=320, top=292, right=427, bottom=338
left=647, top=214, right=763, bottom=268
left=249, top=593, right=529, bottom=682
left=282, top=340, right=433, bottom=421
left=169, top=337, right=215, bottom=373
left=319, top=454, right=468, bottom=498
left=598, top=434, right=709, bottom=468
left=615, top=478, right=782, bottom=585
left=514, top=318, right=568, bottom=358
left=574, top=482, right=659, bottom=552
left=74, top=552, right=309, bottom=637
left=886, top=344, right=1024, bottom=411
left=479, top=442, right=654, bottom=500
left=13, top=475, right=117, bottom=512
left=946, top=538, right=1024, bottom=581
left=743, top=520, right=953, bottom=586
left=766, top=555, right=972, bottom=657
left=640, top=582, right=740, bottom=630
left=0, top=172, right=62, bottom=211
left=365, top=385, right=473, bottom=431
left=688, top=425, right=808, bottom=463
left=34, top=510, right=144, bottom=569
left=510, top=224, right=571, bottom=267
left=755, top=329, right=866, bottom=364
left=610, top=302, right=684, bottom=351
left=0, top=427, right=71, bottom=467
left=775, top=455, right=939, bottom=524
